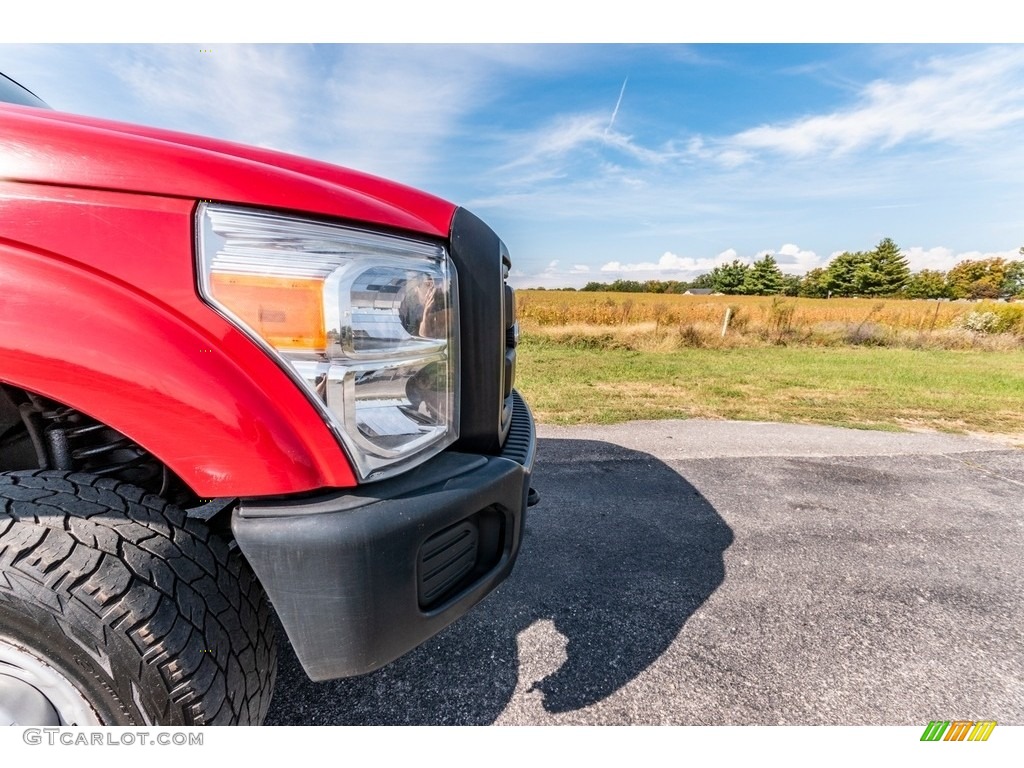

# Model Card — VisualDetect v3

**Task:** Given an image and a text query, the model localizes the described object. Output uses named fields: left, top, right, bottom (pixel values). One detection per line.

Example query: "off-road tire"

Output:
left=0, top=471, right=277, bottom=725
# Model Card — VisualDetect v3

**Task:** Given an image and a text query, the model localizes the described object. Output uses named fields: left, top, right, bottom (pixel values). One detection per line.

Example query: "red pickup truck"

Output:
left=0, top=72, right=536, bottom=726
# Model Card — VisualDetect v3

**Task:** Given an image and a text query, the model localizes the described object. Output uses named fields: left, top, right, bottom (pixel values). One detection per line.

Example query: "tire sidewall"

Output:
left=0, top=589, right=148, bottom=725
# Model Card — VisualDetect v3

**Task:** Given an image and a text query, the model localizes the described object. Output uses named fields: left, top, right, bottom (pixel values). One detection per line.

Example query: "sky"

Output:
left=2, top=41, right=1023, bottom=288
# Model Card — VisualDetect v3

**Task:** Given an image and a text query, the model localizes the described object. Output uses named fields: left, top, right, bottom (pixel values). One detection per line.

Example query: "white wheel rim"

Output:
left=0, top=637, right=103, bottom=725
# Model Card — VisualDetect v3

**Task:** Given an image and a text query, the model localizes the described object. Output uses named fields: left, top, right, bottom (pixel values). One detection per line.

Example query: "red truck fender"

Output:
left=0, top=230, right=357, bottom=496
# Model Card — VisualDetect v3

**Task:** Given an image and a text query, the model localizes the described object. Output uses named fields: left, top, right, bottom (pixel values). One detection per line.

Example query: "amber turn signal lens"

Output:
left=210, top=273, right=326, bottom=351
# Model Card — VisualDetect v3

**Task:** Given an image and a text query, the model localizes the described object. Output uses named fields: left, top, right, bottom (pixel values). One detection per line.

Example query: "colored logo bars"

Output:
left=920, top=721, right=997, bottom=742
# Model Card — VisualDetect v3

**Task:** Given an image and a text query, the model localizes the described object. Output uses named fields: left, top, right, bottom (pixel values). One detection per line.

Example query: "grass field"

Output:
left=514, top=291, right=1024, bottom=437
left=516, top=336, right=1024, bottom=441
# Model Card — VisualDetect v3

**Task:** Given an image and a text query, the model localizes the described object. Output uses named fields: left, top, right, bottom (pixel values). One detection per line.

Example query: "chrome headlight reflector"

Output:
left=197, top=203, right=459, bottom=482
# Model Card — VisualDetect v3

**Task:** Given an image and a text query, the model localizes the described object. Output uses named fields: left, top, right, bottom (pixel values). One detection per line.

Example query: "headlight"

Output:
left=196, top=203, right=459, bottom=482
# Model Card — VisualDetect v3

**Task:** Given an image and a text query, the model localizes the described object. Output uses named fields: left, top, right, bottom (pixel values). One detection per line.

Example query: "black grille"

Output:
left=448, top=208, right=511, bottom=454
left=417, top=520, right=479, bottom=607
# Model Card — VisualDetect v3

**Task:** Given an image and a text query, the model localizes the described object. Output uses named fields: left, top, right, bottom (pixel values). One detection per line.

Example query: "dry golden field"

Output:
left=517, top=291, right=1024, bottom=350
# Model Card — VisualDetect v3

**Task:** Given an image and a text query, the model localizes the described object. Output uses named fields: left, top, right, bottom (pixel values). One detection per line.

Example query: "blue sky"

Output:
left=2, top=43, right=1023, bottom=287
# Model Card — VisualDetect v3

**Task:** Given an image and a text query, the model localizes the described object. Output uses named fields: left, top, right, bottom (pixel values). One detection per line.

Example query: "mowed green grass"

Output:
left=516, top=336, right=1024, bottom=437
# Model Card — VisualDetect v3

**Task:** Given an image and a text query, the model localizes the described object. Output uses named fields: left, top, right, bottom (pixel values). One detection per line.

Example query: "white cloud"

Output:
left=524, top=47, right=1024, bottom=186
left=514, top=243, right=1024, bottom=289
left=904, top=246, right=1021, bottom=272
left=773, top=243, right=822, bottom=272
left=600, top=250, right=746, bottom=276
left=500, top=112, right=670, bottom=177
left=597, top=243, right=829, bottom=279
left=729, top=47, right=1024, bottom=158
left=679, top=136, right=752, bottom=167
left=491, top=46, right=1024, bottom=195
left=1, top=44, right=317, bottom=153
left=317, top=45, right=582, bottom=185
left=321, top=47, right=498, bottom=184
left=114, top=45, right=304, bottom=150
left=902, top=246, right=957, bottom=272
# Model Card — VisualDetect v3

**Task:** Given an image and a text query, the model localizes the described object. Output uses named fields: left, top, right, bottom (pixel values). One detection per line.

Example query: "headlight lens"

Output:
left=197, top=203, right=459, bottom=482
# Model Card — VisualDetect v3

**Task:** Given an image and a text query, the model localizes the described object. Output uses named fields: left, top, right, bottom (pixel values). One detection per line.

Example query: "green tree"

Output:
left=690, top=272, right=714, bottom=289
left=904, top=269, right=950, bottom=299
left=947, top=258, right=1011, bottom=299
left=824, top=251, right=868, bottom=296
left=707, top=260, right=751, bottom=294
left=799, top=267, right=830, bottom=298
left=663, top=280, right=689, bottom=294
left=860, top=238, right=911, bottom=296
left=1002, top=260, right=1024, bottom=298
left=608, top=279, right=643, bottom=293
left=743, top=254, right=785, bottom=295
left=780, top=274, right=802, bottom=297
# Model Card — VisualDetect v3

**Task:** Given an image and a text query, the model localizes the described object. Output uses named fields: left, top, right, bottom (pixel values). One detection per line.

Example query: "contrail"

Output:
left=606, top=76, right=628, bottom=134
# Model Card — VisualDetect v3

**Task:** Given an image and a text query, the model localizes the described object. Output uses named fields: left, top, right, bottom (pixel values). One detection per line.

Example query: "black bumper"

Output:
left=232, top=391, right=536, bottom=682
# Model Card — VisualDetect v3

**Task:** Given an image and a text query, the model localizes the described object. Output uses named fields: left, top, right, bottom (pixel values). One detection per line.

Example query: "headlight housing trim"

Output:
left=195, top=202, right=460, bottom=484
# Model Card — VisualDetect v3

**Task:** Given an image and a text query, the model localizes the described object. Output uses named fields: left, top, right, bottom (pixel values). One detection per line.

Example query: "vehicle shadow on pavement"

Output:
left=264, top=438, right=734, bottom=725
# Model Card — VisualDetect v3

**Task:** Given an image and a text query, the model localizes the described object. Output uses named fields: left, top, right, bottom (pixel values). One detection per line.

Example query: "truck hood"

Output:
left=0, top=103, right=456, bottom=238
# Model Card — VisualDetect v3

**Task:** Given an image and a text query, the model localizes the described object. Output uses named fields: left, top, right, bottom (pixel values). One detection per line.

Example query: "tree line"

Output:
left=569, top=240, right=1024, bottom=299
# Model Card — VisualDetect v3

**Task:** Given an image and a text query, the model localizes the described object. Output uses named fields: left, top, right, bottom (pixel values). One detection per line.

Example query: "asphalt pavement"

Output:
left=264, top=421, right=1023, bottom=725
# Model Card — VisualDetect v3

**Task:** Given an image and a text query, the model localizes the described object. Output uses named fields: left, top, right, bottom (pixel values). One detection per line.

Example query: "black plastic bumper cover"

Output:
left=232, top=392, right=536, bottom=682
